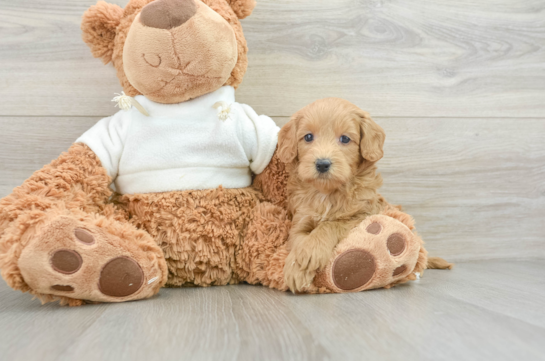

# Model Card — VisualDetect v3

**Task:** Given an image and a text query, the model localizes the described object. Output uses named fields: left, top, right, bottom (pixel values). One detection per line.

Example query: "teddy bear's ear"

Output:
left=226, top=0, right=256, bottom=19
left=81, top=1, right=124, bottom=64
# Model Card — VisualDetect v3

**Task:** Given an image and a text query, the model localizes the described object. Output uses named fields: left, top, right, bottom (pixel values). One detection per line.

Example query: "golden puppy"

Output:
left=278, top=98, right=387, bottom=292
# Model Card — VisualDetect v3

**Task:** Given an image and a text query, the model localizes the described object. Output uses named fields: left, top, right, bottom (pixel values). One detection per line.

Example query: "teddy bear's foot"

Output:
left=314, top=215, right=422, bottom=293
left=17, top=214, right=167, bottom=304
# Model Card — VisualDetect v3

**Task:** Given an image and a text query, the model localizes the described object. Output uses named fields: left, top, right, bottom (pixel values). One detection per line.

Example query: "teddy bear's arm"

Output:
left=0, top=142, right=168, bottom=305
left=253, top=149, right=289, bottom=208
left=0, top=143, right=113, bottom=237
left=0, top=143, right=114, bottom=295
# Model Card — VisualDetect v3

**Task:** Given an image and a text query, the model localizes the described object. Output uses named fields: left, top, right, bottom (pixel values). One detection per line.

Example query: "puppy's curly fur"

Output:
left=278, top=98, right=389, bottom=292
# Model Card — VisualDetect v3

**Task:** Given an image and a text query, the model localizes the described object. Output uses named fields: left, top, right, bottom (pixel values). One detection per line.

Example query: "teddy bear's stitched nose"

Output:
left=140, top=0, right=197, bottom=29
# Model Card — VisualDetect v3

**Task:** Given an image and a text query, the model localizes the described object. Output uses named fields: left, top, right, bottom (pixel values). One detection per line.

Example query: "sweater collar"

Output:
left=134, top=86, right=235, bottom=118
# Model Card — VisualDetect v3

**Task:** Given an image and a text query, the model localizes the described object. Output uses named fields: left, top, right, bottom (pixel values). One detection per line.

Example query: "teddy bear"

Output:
left=0, top=0, right=436, bottom=306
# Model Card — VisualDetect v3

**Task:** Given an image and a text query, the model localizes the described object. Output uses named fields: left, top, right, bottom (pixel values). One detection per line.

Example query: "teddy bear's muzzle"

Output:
left=122, top=0, right=238, bottom=103
left=141, top=0, right=197, bottom=30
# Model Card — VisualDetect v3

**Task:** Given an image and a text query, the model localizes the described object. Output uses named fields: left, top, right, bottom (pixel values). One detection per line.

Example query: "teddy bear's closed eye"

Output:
left=142, top=53, right=162, bottom=68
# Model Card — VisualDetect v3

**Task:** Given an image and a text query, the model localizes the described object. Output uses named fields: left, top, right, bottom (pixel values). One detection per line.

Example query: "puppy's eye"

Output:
left=340, top=135, right=351, bottom=144
left=304, top=134, right=314, bottom=142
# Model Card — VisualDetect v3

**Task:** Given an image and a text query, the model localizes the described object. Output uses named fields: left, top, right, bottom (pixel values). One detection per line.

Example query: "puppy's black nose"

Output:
left=315, top=159, right=332, bottom=173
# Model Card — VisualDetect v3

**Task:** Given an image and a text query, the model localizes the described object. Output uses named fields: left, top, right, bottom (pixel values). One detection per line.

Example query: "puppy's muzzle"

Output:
left=315, top=159, right=332, bottom=174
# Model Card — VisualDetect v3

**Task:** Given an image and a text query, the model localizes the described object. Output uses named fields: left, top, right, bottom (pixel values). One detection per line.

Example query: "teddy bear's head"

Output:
left=82, top=0, right=255, bottom=103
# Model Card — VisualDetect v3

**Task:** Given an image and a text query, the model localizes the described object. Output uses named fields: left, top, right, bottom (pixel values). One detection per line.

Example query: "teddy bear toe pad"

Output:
left=331, top=249, right=375, bottom=290
left=316, top=215, right=421, bottom=293
left=18, top=216, right=162, bottom=303
left=98, top=257, right=144, bottom=297
left=50, top=249, right=83, bottom=274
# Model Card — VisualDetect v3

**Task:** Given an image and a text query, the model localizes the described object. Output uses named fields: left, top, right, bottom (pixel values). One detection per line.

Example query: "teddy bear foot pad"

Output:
left=315, top=215, right=421, bottom=292
left=17, top=215, right=165, bottom=303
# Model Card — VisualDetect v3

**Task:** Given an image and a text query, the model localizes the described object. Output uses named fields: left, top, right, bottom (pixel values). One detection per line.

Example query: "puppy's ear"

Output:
left=277, top=112, right=300, bottom=164
left=356, top=110, right=385, bottom=163
left=226, top=0, right=256, bottom=19
left=81, top=1, right=124, bottom=64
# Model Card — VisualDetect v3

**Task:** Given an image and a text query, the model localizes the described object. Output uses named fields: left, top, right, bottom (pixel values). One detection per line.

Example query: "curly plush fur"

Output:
left=0, top=143, right=290, bottom=303
left=253, top=146, right=290, bottom=209
left=0, top=144, right=167, bottom=305
left=117, top=187, right=263, bottom=287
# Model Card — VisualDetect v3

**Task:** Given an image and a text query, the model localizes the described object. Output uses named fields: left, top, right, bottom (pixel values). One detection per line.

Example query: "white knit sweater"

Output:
left=77, top=86, right=279, bottom=195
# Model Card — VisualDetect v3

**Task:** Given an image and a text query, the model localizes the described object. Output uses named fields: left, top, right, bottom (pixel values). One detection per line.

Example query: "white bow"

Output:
left=112, top=92, right=149, bottom=116
left=213, top=101, right=232, bottom=121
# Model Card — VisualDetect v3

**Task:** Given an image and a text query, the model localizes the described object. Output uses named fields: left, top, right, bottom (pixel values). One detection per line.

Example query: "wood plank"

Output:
left=423, top=259, right=545, bottom=328
left=0, top=0, right=125, bottom=116
left=241, top=0, right=545, bottom=118
left=282, top=261, right=545, bottom=360
left=0, top=281, right=108, bottom=361
left=0, top=117, right=100, bottom=193
left=0, top=0, right=544, bottom=117
left=1, top=261, right=544, bottom=360
left=376, top=117, right=545, bottom=261
left=1, top=116, right=544, bottom=261
left=57, top=286, right=327, bottom=361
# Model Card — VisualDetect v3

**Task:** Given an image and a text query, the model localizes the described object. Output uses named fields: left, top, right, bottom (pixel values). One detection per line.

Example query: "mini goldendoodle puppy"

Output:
left=278, top=98, right=412, bottom=292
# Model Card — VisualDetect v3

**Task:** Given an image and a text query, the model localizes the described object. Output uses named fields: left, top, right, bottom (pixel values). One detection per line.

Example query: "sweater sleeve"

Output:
left=237, top=104, right=280, bottom=175
left=75, top=110, right=131, bottom=180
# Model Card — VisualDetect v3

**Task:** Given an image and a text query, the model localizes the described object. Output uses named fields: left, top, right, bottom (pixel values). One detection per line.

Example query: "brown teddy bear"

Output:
left=0, top=0, right=438, bottom=306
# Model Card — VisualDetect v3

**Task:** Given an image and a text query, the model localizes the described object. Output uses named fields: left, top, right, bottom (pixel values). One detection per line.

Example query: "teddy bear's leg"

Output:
left=236, top=202, right=291, bottom=291
left=0, top=144, right=167, bottom=305
left=13, top=208, right=167, bottom=305
left=237, top=202, right=428, bottom=294
left=313, top=207, right=427, bottom=293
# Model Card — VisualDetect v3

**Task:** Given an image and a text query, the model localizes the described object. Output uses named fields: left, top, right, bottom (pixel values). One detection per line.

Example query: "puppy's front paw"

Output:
left=284, top=255, right=314, bottom=293
left=284, top=246, right=331, bottom=293
left=313, top=215, right=423, bottom=293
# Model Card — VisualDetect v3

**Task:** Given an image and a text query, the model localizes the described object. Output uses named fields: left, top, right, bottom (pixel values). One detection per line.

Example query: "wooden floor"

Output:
left=1, top=260, right=544, bottom=361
